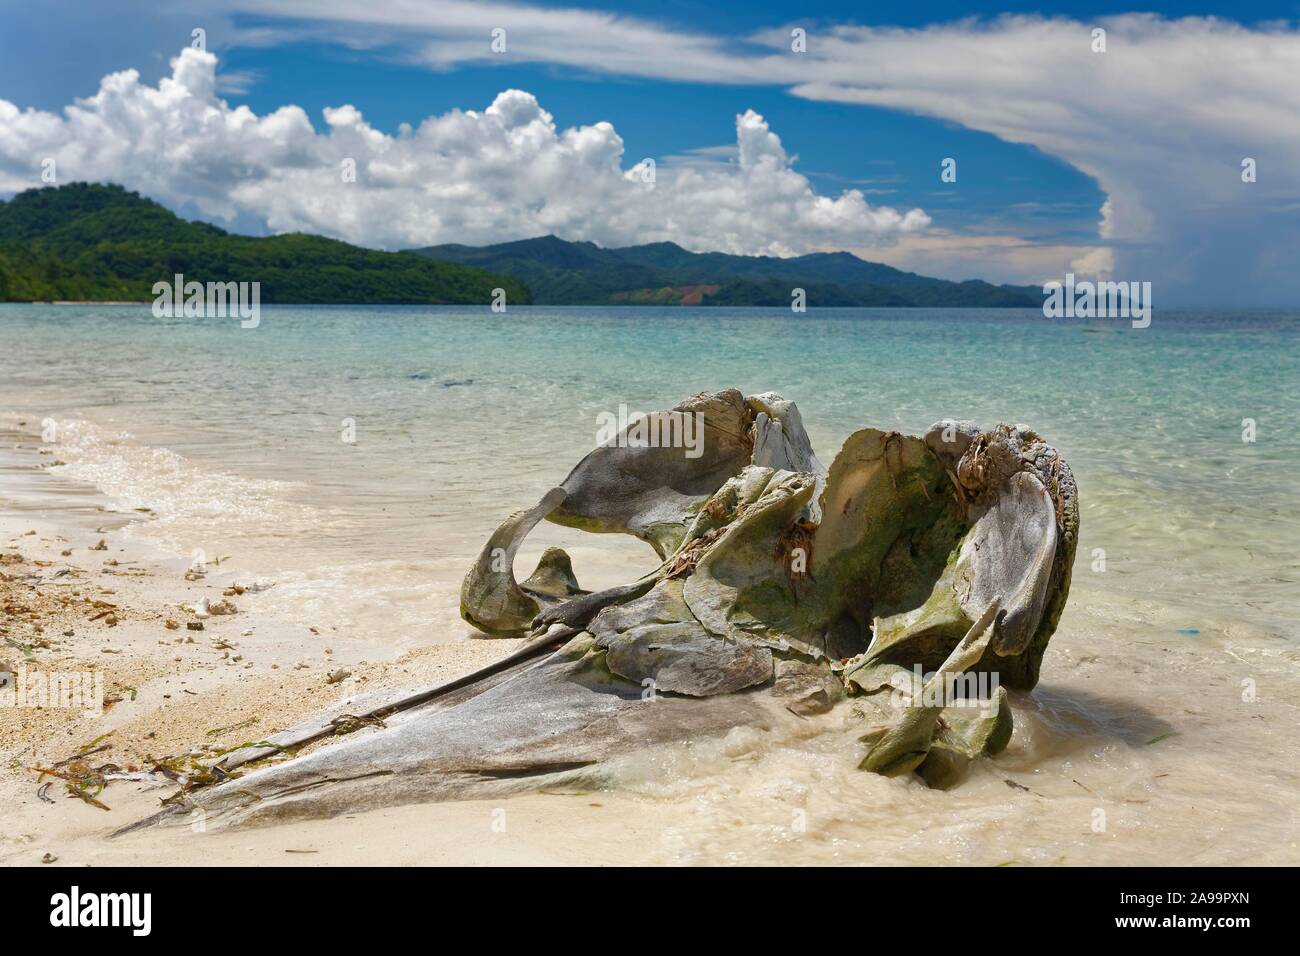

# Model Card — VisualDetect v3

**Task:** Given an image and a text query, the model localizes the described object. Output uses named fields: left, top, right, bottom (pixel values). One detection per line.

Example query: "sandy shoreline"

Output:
left=0, top=432, right=673, bottom=866
left=3, top=421, right=1299, bottom=867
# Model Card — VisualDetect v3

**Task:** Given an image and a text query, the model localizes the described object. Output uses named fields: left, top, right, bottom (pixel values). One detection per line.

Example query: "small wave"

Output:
left=33, top=417, right=309, bottom=521
left=4, top=413, right=339, bottom=568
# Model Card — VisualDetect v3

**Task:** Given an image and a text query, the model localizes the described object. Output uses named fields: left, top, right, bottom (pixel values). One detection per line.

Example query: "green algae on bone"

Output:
left=857, top=600, right=1004, bottom=778
left=687, top=430, right=968, bottom=662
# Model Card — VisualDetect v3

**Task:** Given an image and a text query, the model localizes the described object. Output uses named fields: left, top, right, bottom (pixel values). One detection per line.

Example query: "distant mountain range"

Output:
left=412, top=235, right=1041, bottom=307
left=0, top=184, right=530, bottom=304
left=0, top=182, right=1040, bottom=308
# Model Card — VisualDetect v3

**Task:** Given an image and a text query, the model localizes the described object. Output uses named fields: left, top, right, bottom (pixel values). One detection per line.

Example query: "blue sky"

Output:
left=1, top=2, right=1298, bottom=303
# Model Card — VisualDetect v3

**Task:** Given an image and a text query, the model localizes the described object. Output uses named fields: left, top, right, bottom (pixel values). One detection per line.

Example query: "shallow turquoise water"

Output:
left=1, top=304, right=1296, bottom=636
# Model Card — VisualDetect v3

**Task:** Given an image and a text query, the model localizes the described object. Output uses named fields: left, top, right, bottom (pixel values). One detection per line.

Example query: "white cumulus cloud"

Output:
left=0, top=49, right=928, bottom=255
left=190, top=3, right=1300, bottom=301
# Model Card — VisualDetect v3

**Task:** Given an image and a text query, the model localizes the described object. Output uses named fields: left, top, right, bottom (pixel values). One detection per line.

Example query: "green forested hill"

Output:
left=412, top=234, right=1042, bottom=307
left=0, top=183, right=531, bottom=305
left=0, top=182, right=1041, bottom=309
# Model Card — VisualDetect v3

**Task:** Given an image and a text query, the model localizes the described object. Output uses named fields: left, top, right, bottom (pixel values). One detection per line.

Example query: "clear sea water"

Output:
left=2, top=304, right=1294, bottom=632
left=3, top=304, right=1298, bottom=863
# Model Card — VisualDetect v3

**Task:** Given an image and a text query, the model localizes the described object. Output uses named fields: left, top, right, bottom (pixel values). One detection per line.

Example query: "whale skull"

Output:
left=120, top=389, right=1077, bottom=832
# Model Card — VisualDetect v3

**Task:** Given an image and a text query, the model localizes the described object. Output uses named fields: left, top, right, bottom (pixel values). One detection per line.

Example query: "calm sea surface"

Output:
left=2, top=304, right=1294, bottom=634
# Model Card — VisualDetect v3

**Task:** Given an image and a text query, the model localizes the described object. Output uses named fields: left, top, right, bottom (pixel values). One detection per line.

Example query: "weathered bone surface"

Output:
left=119, top=390, right=1077, bottom=834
